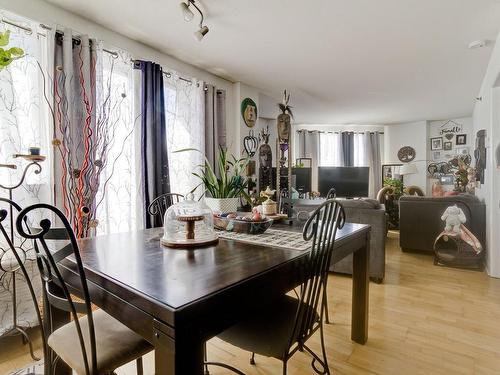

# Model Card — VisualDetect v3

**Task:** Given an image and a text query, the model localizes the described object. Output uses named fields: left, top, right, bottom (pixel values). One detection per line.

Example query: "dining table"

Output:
left=49, top=220, right=371, bottom=375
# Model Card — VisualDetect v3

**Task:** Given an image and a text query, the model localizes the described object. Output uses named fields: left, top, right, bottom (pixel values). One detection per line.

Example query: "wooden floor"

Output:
left=2, top=231, right=500, bottom=374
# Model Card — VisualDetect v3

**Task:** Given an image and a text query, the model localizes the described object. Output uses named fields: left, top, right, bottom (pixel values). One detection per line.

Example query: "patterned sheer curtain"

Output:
left=319, top=132, right=343, bottom=166
left=164, top=73, right=205, bottom=197
left=0, top=13, right=48, bottom=336
left=95, top=50, right=143, bottom=234
left=0, top=15, right=52, bottom=208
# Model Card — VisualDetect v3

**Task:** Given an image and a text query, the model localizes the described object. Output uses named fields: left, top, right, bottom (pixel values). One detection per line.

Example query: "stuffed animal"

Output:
left=441, top=205, right=466, bottom=234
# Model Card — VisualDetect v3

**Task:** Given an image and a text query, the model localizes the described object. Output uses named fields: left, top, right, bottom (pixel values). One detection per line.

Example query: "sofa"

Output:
left=289, top=198, right=387, bottom=282
left=399, top=194, right=486, bottom=252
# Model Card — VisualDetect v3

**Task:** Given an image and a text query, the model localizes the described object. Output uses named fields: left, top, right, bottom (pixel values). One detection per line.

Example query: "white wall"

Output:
left=0, top=0, right=235, bottom=130
left=384, top=121, right=428, bottom=190
left=473, top=27, right=500, bottom=277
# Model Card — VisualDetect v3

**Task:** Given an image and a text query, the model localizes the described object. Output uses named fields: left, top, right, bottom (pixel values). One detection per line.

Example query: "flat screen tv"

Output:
left=318, top=167, right=370, bottom=198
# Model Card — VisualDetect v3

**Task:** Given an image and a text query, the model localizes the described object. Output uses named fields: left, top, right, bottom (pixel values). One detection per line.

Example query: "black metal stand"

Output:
left=0, top=160, right=42, bottom=361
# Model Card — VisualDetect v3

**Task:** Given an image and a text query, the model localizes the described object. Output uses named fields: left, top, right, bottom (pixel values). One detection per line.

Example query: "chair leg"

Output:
left=136, top=357, right=143, bottom=375
left=204, top=343, right=210, bottom=375
left=319, top=322, right=331, bottom=375
left=323, top=284, right=331, bottom=324
left=250, top=352, right=256, bottom=365
left=282, top=359, right=288, bottom=375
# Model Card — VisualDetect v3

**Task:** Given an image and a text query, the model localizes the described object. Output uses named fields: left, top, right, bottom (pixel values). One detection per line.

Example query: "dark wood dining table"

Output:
left=50, top=221, right=371, bottom=375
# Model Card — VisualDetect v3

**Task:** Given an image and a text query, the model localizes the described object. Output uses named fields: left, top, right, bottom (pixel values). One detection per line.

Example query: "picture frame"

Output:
left=432, top=151, right=442, bottom=160
left=456, top=134, right=467, bottom=145
left=440, top=174, right=454, bottom=185
left=443, top=141, right=452, bottom=151
left=456, top=146, right=469, bottom=156
left=382, top=164, right=403, bottom=182
left=430, top=137, right=443, bottom=150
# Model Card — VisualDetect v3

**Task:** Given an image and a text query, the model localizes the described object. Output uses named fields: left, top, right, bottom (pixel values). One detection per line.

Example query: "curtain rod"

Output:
left=2, top=18, right=218, bottom=90
left=297, top=130, right=384, bottom=135
left=1, top=18, right=119, bottom=57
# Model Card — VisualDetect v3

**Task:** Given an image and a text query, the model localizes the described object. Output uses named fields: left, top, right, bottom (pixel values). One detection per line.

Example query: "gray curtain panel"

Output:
left=53, top=28, right=97, bottom=236
left=204, top=85, right=226, bottom=173
left=341, top=131, right=354, bottom=167
left=365, top=131, right=382, bottom=198
left=136, top=60, right=170, bottom=228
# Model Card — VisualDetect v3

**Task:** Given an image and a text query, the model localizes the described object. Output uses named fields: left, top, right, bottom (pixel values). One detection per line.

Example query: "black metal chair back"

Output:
left=326, top=188, right=337, bottom=199
left=16, top=203, right=97, bottom=375
left=289, top=199, right=345, bottom=351
left=0, top=198, right=46, bottom=357
left=147, top=193, right=184, bottom=226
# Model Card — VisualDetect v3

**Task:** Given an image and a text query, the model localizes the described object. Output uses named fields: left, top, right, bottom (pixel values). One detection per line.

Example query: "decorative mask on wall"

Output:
left=474, top=129, right=486, bottom=184
left=241, top=97, right=257, bottom=128
left=277, top=90, right=293, bottom=142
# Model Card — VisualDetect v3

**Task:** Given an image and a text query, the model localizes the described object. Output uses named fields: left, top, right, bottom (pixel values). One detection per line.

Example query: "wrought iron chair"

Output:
left=14, top=203, right=152, bottom=375
left=215, top=199, right=346, bottom=375
left=147, top=193, right=184, bottom=226
left=0, top=198, right=44, bottom=361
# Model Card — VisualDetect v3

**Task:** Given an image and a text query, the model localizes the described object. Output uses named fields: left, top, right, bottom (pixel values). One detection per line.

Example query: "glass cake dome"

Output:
left=161, top=194, right=219, bottom=248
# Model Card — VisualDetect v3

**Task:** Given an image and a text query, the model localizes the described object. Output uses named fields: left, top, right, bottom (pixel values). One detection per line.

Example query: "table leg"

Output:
left=351, top=231, right=370, bottom=344
left=44, top=283, right=72, bottom=375
left=154, top=327, right=205, bottom=375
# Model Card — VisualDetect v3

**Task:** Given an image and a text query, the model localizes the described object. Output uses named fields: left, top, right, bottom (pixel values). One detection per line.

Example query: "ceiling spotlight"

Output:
left=194, top=25, right=209, bottom=41
left=179, top=0, right=209, bottom=41
left=179, top=2, right=194, bottom=22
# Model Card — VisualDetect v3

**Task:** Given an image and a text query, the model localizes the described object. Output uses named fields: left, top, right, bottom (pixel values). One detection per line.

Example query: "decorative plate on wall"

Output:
left=397, top=146, right=416, bottom=162
left=241, top=97, right=257, bottom=128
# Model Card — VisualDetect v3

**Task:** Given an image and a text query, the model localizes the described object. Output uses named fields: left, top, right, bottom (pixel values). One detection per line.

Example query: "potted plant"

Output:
left=177, top=146, right=249, bottom=214
left=0, top=30, right=24, bottom=70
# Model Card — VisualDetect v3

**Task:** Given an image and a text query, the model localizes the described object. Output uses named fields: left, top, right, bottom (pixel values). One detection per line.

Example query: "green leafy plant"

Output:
left=0, top=30, right=24, bottom=70
left=176, top=146, right=249, bottom=198
left=383, top=178, right=404, bottom=199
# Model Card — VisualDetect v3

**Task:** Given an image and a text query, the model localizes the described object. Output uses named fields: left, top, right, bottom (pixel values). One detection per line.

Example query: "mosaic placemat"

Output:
left=217, top=228, right=311, bottom=251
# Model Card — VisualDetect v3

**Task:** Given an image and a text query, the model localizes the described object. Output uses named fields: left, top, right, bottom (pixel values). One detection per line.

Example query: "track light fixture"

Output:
left=179, top=0, right=210, bottom=41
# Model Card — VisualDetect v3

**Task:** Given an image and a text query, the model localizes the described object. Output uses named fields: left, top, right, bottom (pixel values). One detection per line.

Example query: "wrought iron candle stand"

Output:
left=0, top=154, right=44, bottom=360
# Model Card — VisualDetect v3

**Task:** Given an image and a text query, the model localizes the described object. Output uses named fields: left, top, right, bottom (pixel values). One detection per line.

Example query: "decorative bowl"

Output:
left=214, top=215, right=273, bottom=235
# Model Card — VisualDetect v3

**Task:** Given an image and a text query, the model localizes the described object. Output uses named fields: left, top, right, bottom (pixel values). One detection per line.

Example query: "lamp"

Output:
left=179, top=2, right=194, bottom=22
left=179, top=0, right=210, bottom=41
left=194, top=25, right=209, bottom=41
left=400, top=163, right=418, bottom=176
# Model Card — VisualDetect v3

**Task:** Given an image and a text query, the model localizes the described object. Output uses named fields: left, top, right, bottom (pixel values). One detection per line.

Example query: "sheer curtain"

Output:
left=297, top=130, right=320, bottom=191
left=319, top=132, right=343, bottom=166
left=95, top=50, right=143, bottom=234
left=353, top=133, right=367, bottom=167
left=164, top=73, right=205, bottom=197
left=0, top=16, right=52, bottom=208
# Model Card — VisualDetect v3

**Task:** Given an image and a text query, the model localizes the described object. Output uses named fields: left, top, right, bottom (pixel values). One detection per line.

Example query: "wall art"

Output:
left=431, top=137, right=443, bottom=150
left=241, top=97, right=257, bottom=128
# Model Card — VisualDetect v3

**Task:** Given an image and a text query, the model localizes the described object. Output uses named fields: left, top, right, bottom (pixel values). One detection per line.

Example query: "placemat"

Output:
left=217, top=228, right=311, bottom=251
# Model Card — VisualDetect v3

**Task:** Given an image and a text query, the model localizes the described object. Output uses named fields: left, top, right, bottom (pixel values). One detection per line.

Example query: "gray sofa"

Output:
left=289, top=198, right=387, bottom=283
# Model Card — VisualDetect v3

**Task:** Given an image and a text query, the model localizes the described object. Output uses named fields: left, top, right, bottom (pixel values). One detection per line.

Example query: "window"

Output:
left=319, top=132, right=342, bottom=166
left=0, top=15, right=51, bottom=209
left=164, top=75, right=205, bottom=197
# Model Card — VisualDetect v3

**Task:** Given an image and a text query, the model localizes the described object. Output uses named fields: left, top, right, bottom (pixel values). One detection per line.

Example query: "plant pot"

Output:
left=204, top=197, right=240, bottom=214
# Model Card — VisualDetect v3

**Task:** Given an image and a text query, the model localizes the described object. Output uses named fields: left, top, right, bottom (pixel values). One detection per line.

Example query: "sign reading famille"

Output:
left=439, top=120, right=463, bottom=139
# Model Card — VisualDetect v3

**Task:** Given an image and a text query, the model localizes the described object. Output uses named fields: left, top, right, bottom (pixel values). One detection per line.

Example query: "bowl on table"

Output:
left=213, top=213, right=273, bottom=235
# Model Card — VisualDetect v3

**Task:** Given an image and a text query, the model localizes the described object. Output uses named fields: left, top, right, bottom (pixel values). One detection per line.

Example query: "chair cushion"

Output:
left=218, top=294, right=319, bottom=360
left=48, top=309, right=152, bottom=374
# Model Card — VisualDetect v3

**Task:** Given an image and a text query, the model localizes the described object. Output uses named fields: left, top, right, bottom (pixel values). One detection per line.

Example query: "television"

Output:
left=271, top=167, right=312, bottom=194
left=318, top=167, right=369, bottom=198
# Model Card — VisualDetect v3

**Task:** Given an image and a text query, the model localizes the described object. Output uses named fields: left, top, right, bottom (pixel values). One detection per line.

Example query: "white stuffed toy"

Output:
left=441, top=205, right=466, bottom=234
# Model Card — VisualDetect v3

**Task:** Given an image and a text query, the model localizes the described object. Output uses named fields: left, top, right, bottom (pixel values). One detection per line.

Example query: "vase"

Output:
left=204, top=197, right=240, bottom=214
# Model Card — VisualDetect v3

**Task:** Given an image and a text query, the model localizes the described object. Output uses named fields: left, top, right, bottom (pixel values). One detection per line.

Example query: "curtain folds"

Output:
left=366, top=131, right=382, bottom=198
left=204, top=85, right=226, bottom=173
left=297, top=130, right=320, bottom=191
left=137, top=60, right=170, bottom=228
left=341, top=131, right=354, bottom=167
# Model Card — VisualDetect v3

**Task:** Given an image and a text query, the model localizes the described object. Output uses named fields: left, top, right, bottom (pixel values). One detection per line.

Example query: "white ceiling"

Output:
left=45, top=0, right=500, bottom=124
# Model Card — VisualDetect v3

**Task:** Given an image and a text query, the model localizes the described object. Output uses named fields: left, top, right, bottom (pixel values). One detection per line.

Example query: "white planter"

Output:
left=204, top=197, right=240, bottom=214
